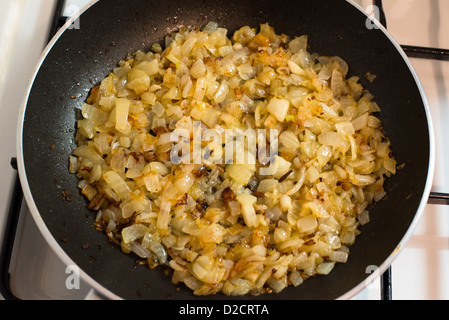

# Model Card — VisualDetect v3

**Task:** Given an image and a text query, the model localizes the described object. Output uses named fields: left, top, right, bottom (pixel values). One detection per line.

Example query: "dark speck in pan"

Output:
left=62, top=189, right=72, bottom=202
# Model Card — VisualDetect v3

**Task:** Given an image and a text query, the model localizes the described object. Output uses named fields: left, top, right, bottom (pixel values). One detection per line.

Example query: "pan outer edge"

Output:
left=16, top=0, right=120, bottom=300
left=337, top=0, right=436, bottom=300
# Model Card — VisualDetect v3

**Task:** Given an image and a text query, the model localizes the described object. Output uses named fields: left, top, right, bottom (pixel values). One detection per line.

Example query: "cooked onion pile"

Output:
left=70, top=22, right=397, bottom=296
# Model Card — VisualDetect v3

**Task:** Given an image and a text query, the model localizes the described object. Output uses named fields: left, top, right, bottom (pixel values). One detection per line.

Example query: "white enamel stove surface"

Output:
left=0, top=0, right=447, bottom=300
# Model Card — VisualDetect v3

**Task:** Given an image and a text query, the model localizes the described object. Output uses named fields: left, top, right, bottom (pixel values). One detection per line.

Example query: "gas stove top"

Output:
left=0, top=0, right=448, bottom=300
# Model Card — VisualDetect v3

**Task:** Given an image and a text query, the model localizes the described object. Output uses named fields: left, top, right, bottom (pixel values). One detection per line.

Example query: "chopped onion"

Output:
left=305, top=166, right=319, bottom=183
left=265, top=205, right=282, bottom=222
left=318, top=132, right=347, bottom=148
left=190, top=59, right=207, bottom=79
left=304, top=201, right=330, bottom=218
left=130, top=242, right=152, bottom=259
left=384, top=157, right=397, bottom=174
left=174, top=173, right=195, bottom=193
left=121, top=224, right=148, bottom=244
left=228, top=200, right=241, bottom=216
left=272, top=156, right=292, bottom=179
left=193, top=77, right=207, bottom=101
left=71, top=22, right=397, bottom=297
left=257, top=179, right=279, bottom=193
left=236, top=193, right=258, bottom=228
left=279, top=194, right=292, bottom=211
left=374, top=190, right=387, bottom=202
left=237, top=63, right=256, bottom=80
left=353, top=174, right=376, bottom=186
left=279, top=131, right=300, bottom=149
left=267, top=97, right=289, bottom=122
left=157, top=201, right=172, bottom=230
left=335, top=122, right=355, bottom=135
left=226, top=164, right=253, bottom=186
left=115, top=98, right=130, bottom=134
left=316, top=262, right=335, bottom=275
left=266, top=277, right=287, bottom=293
left=351, top=113, right=369, bottom=131
left=203, top=21, right=219, bottom=34
left=286, top=166, right=306, bottom=196
left=297, top=215, right=318, bottom=233
left=287, top=60, right=306, bottom=76
left=316, top=145, right=332, bottom=167
left=289, top=271, right=304, bottom=287
left=103, top=171, right=130, bottom=201
left=213, top=80, right=230, bottom=104
left=358, top=210, right=370, bottom=225
left=288, top=35, right=308, bottom=53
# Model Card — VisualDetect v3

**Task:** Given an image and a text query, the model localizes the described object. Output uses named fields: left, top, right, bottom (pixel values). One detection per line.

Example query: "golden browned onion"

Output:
left=71, top=22, right=396, bottom=296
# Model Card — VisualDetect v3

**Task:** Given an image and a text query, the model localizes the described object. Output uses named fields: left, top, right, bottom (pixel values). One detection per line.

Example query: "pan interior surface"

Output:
left=20, top=0, right=431, bottom=300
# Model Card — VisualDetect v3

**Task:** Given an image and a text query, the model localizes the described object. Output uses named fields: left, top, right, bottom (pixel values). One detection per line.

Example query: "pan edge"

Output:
left=16, top=0, right=120, bottom=300
left=337, top=0, right=436, bottom=300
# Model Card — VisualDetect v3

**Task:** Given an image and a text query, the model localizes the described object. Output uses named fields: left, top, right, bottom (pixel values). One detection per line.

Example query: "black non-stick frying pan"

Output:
left=17, top=0, right=434, bottom=300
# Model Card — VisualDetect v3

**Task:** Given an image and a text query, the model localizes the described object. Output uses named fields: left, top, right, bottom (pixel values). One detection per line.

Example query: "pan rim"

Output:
left=16, top=0, right=435, bottom=300
left=337, top=0, right=436, bottom=300
left=15, top=0, right=119, bottom=300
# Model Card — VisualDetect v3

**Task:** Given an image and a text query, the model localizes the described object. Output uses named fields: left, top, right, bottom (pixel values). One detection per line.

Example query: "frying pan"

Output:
left=17, top=0, right=434, bottom=300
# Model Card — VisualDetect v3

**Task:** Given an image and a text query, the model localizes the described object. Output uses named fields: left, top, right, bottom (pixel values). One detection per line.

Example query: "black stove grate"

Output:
left=1, top=0, right=448, bottom=301
left=47, top=0, right=67, bottom=44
